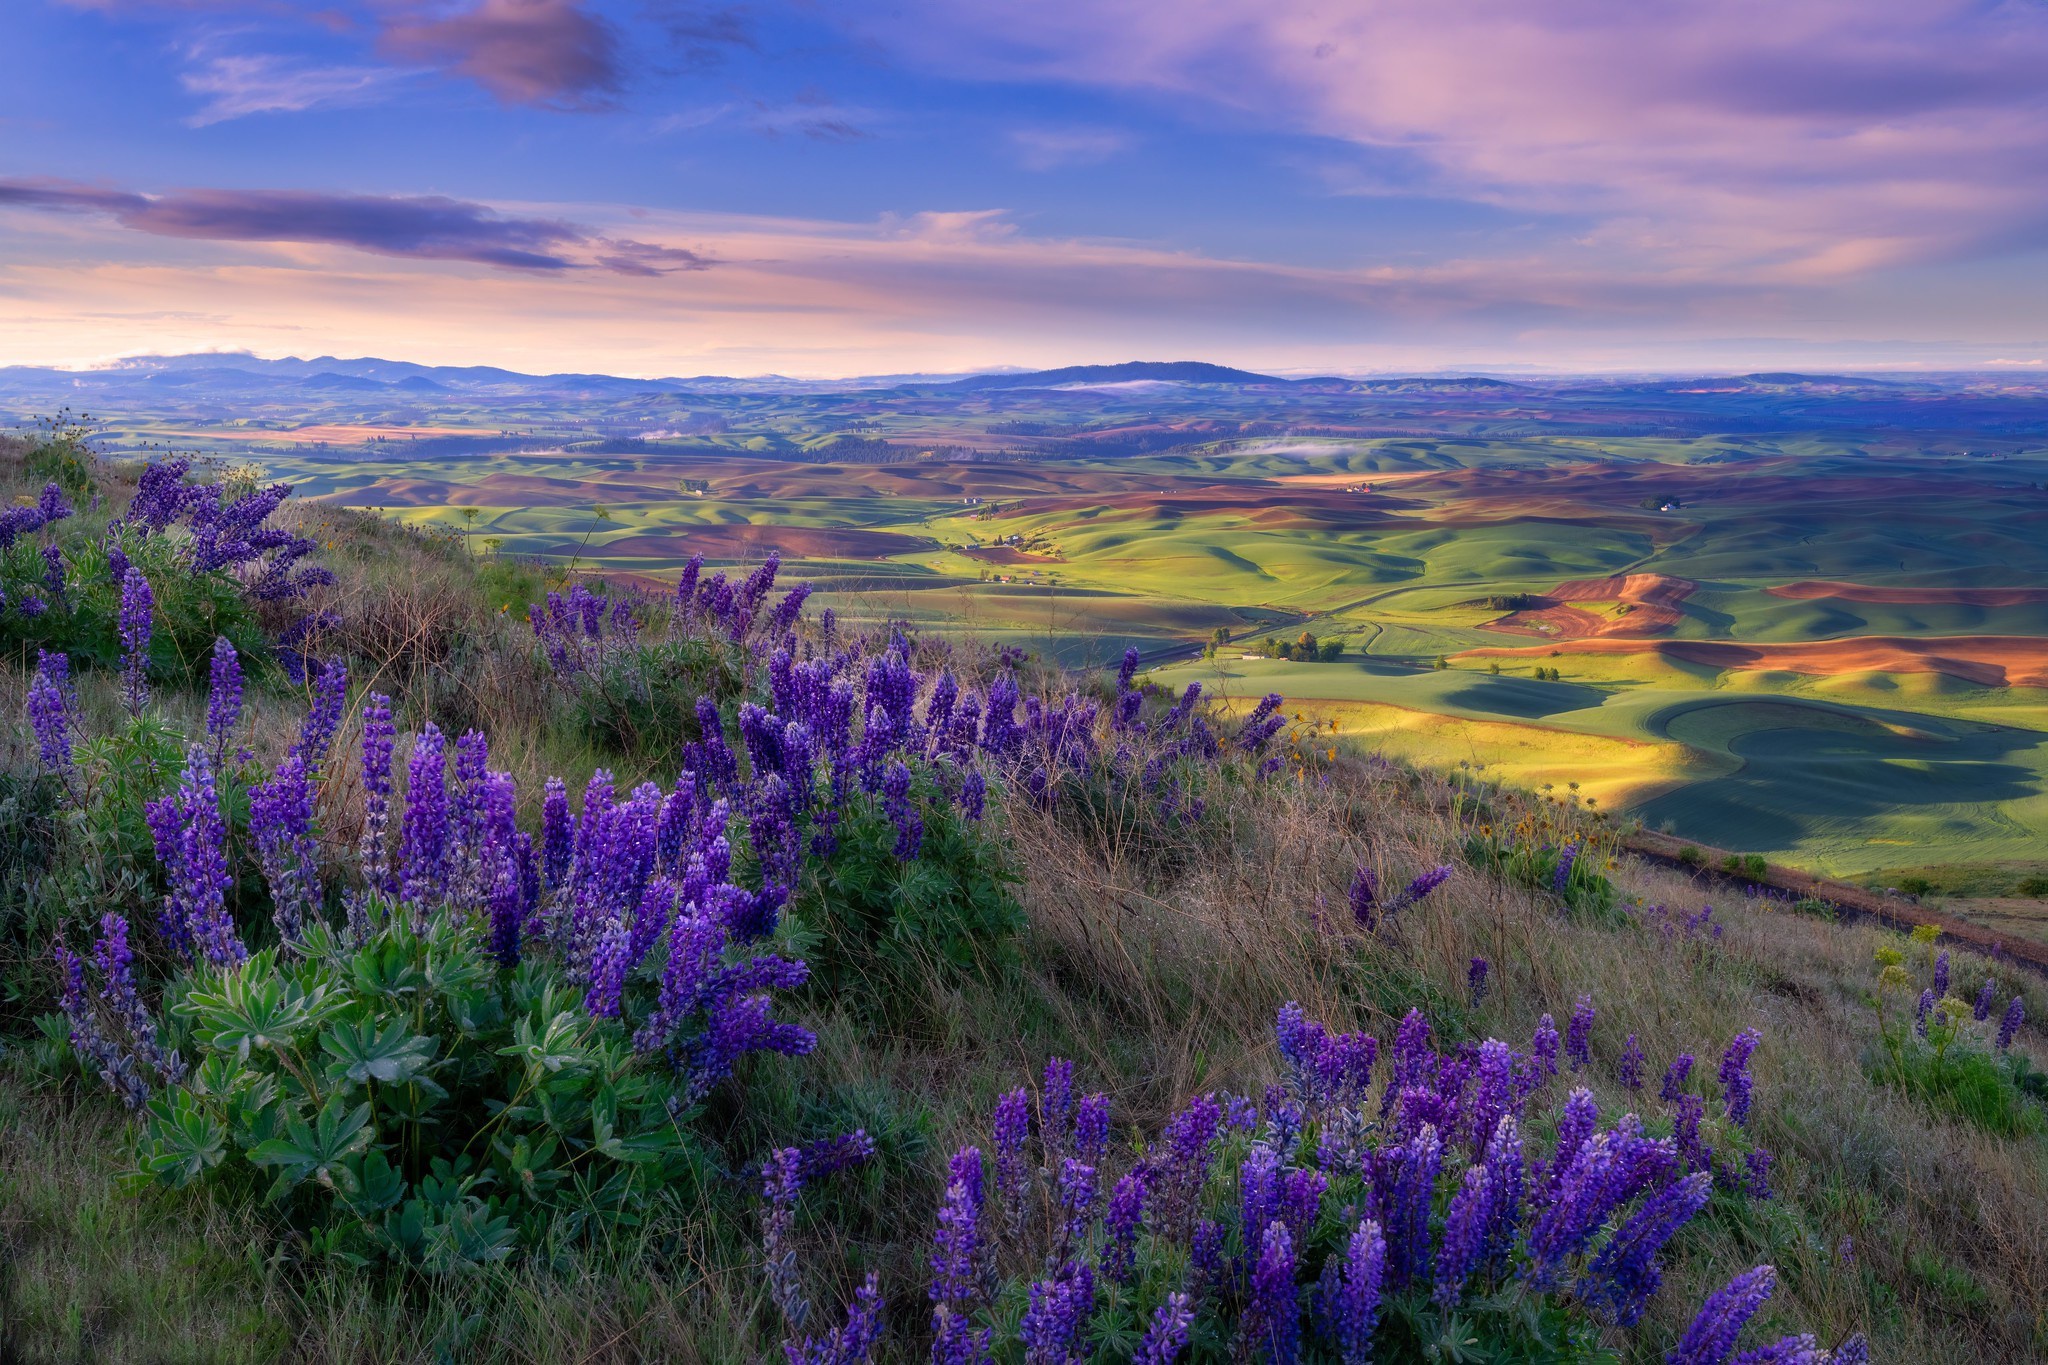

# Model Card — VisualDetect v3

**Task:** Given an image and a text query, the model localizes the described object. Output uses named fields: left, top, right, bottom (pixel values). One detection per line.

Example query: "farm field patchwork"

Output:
left=19, top=358, right=2048, bottom=908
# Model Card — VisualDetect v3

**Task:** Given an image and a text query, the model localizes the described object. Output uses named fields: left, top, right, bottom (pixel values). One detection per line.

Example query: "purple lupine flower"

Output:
left=1464, top=1039, right=1516, bottom=1156
left=1541, top=1087, right=1600, bottom=1203
left=1673, top=1094, right=1712, bottom=1175
left=1830, top=1335, right=1870, bottom=1365
left=931, top=1146, right=983, bottom=1307
left=1074, top=1093, right=1111, bottom=1168
left=52, top=940, right=153, bottom=1109
left=1668, top=1265, right=1777, bottom=1365
left=1131, top=1292, right=1193, bottom=1365
left=359, top=693, right=397, bottom=897
left=784, top=1273, right=883, bottom=1365
left=1434, top=1164, right=1492, bottom=1305
left=1324, top=1218, right=1384, bottom=1365
left=399, top=724, right=451, bottom=913
left=1348, top=865, right=1378, bottom=928
left=1719, top=1029, right=1761, bottom=1128
left=293, top=658, right=348, bottom=769
left=1390, top=864, right=1452, bottom=912
left=1148, top=1094, right=1222, bottom=1240
left=1566, top=994, right=1595, bottom=1071
left=117, top=566, right=154, bottom=715
left=765, top=1146, right=811, bottom=1342
left=584, top=916, right=631, bottom=1017
left=882, top=761, right=922, bottom=860
left=1727, top=1337, right=1825, bottom=1365
left=1932, top=950, right=1950, bottom=1000
left=1041, top=1057, right=1077, bottom=1161
left=1974, top=976, right=1998, bottom=1023
left=40, top=543, right=65, bottom=602
left=249, top=754, right=320, bottom=942
left=1552, top=842, right=1579, bottom=895
left=958, top=769, right=987, bottom=821
left=1018, top=1261, right=1094, bottom=1365
left=1098, top=1169, right=1147, bottom=1285
left=27, top=650, right=72, bottom=775
left=1479, top=1116, right=1525, bottom=1268
left=1743, top=1148, right=1774, bottom=1201
left=1468, top=956, right=1489, bottom=1007
left=1662, top=1053, right=1695, bottom=1101
left=1579, top=1170, right=1712, bottom=1326
left=993, top=1087, right=1033, bottom=1239
left=205, top=637, right=242, bottom=758
left=1531, top=1014, right=1560, bottom=1079
left=1055, top=1159, right=1099, bottom=1256
left=147, top=745, right=244, bottom=968
left=1913, top=989, right=1934, bottom=1038
left=1245, top=1221, right=1300, bottom=1365
left=1619, top=1034, right=1645, bottom=1091
left=1524, top=1131, right=1624, bottom=1290
left=1385, top=1124, right=1442, bottom=1289
left=1998, top=996, right=2024, bottom=1050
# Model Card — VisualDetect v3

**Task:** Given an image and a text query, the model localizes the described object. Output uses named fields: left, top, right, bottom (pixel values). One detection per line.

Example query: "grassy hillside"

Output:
left=2, top=433, right=2045, bottom=1364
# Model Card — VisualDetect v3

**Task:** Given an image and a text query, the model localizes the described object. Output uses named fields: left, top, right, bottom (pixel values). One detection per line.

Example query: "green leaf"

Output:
left=321, top=1017, right=438, bottom=1088
left=136, top=1089, right=227, bottom=1188
left=246, top=1096, right=374, bottom=1195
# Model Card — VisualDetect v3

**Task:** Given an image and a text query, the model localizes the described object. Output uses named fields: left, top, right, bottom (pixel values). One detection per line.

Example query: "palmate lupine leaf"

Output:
left=246, top=1096, right=375, bottom=1196
left=180, top=963, right=343, bottom=1061
left=499, top=1011, right=597, bottom=1080
left=134, top=1087, right=229, bottom=1187
left=320, top=1017, right=439, bottom=1088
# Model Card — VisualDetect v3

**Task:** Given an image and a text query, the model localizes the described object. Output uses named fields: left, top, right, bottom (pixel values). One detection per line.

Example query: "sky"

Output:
left=2, top=0, right=2047, bottom=377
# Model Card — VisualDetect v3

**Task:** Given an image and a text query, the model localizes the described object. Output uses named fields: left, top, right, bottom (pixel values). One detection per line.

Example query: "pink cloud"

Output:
left=851, top=0, right=2048, bottom=280
left=376, top=0, right=621, bottom=107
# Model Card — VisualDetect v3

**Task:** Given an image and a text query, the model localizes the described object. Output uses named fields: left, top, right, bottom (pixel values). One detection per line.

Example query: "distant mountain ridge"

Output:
left=942, top=360, right=1283, bottom=389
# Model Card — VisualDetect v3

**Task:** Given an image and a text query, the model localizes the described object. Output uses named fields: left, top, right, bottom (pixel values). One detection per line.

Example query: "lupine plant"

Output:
left=1870, top=940, right=2042, bottom=1136
left=755, top=1003, right=1854, bottom=1363
left=48, top=563, right=1326, bottom=1269
left=0, top=447, right=328, bottom=680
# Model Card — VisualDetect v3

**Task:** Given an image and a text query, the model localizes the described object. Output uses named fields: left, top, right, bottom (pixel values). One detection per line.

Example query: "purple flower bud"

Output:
left=1467, top=956, right=1489, bottom=1007
left=1019, top=1261, right=1094, bottom=1365
left=1619, top=1034, right=1646, bottom=1091
left=1998, top=995, right=2025, bottom=1050
left=1434, top=1164, right=1492, bottom=1305
left=993, top=1087, right=1033, bottom=1240
left=1324, top=1218, right=1384, bottom=1365
left=205, top=637, right=243, bottom=757
left=1552, top=843, right=1579, bottom=895
left=1974, top=976, right=1997, bottom=1023
left=27, top=650, right=72, bottom=775
left=1932, top=950, right=1950, bottom=1000
left=1245, top=1221, right=1299, bottom=1364
left=117, top=566, right=153, bottom=715
left=1719, top=1028, right=1761, bottom=1128
left=1566, top=994, right=1595, bottom=1070
left=1132, top=1292, right=1193, bottom=1365
left=1661, top=1053, right=1695, bottom=1101
left=1669, top=1265, right=1776, bottom=1365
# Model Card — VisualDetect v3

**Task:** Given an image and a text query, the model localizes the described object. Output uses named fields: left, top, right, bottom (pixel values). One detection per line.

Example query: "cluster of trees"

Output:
left=1260, top=630, right=1344, bottom=662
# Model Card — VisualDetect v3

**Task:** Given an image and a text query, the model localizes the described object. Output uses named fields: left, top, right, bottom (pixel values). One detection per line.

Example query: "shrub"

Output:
left=1676, top=844, right=1704, bottom=867
left=130, top=915, right=744, bottom=1269
left=2015, top=874, right=2048, bottom=897
left=797, top=784, right=1024, bottom=1013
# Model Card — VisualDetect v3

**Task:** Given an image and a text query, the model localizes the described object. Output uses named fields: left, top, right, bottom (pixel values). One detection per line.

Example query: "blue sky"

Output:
left=3, top=0, right=2047, bottom=376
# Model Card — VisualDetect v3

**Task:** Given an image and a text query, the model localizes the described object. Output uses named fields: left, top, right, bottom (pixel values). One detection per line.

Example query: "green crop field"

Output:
left=32, top=363, right=2048, bottom=913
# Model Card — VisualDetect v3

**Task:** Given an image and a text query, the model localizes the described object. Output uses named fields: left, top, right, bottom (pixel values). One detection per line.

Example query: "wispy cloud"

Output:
left=856, top=0, right=2048, bottom=282
left=1008, top=126, right=1134, bottom=171
left=0, top=177, right=712, bottom=274
left=180, top=49, right=410, bottom=124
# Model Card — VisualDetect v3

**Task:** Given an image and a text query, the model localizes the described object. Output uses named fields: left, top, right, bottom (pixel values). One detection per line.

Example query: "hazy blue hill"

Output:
left=943, top=360, right=1282, bottom=389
